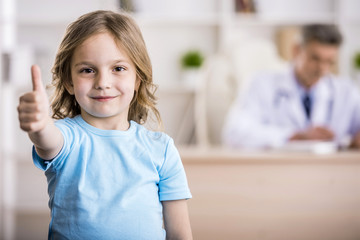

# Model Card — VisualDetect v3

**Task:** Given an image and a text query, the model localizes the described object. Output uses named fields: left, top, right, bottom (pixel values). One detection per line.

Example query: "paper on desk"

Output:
left=280, top=140, right=338, bottom=154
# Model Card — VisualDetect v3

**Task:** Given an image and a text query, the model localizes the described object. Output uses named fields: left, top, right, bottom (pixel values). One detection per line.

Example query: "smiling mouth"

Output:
left=91, top=96, right=116, bottom=102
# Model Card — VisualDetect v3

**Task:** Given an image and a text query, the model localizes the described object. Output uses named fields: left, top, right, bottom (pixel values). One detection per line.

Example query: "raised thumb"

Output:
left=31, top=65, right=44, bottom=92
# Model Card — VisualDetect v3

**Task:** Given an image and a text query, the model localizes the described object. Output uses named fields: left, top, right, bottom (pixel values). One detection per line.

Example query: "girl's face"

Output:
left=68, top=32, right=139, bottom=130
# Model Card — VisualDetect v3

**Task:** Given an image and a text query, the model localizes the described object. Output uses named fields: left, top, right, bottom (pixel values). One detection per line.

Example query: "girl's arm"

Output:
left=162, top=199, right=192, bottom=240
left=18, top=65, right=63, bottom=160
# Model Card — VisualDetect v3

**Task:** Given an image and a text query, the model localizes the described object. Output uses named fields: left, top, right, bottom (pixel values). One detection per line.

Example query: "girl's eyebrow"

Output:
left=73, top=62, right=95, bottom=67
left=113, top=59, right=132, bottom=65
left=73, top=59, right=131, bottom=67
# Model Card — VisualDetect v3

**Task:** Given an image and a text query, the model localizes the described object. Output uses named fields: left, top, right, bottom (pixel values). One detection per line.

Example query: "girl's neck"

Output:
left=80, top=112, right=130, bottom=131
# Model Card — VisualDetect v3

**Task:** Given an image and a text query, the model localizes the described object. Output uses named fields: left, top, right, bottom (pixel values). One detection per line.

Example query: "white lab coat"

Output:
left=222, top=68, right=360, bottom=148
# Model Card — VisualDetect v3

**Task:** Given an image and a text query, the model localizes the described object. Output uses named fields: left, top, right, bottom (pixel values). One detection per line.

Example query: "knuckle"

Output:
left=19, top=95, right=27, bottom=103
left=20, top=122, right=30, bottom=132
left=18, top=112, right=24, bottom=121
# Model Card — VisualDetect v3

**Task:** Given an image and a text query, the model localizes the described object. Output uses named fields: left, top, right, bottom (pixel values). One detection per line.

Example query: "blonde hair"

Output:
left=51, top=10, right=161, bottom=126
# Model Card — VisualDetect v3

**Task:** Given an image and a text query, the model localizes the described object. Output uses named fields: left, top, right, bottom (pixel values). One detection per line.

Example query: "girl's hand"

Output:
left=18, top=65, right=50, bottom=133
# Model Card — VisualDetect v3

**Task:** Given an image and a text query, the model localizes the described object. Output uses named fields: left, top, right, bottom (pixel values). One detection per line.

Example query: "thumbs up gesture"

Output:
left=18, top=65, right=50, bottom=133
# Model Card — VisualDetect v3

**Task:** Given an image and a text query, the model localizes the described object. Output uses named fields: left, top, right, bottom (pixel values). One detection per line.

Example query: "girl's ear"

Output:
left=64, top=80, right=75, bottom=95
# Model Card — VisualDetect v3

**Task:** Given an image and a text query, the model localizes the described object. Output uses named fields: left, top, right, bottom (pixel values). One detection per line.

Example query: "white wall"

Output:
left=1, top=0, right=360, bottom=239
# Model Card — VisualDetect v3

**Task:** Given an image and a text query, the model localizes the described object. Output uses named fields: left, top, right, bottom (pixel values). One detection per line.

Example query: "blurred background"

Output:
left=1, top=0, right=360, bottom=239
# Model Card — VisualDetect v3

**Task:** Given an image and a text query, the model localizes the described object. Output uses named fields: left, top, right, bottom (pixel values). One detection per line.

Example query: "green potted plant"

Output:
left=354, top=52, right=360, bottom=70
left=181, top=50, right=204, bottom=69
left=180, top=50, right=204, bottom=89
left=353, top=52, right=360, bottom=86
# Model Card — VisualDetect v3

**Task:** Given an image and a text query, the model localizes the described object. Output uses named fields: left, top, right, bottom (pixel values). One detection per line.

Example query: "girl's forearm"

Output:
left=29, top=117, right=63, bottom=160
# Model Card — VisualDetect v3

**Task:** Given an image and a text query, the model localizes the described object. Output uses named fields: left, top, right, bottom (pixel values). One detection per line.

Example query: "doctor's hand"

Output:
left=349, top=131, right=360, bottom=149
left=18, top=65, right=50, bottom=133
left=289, top=126, right=334, bottom=141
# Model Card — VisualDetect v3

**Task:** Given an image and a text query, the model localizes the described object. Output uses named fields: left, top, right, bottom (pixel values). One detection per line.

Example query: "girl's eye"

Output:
left=80, top=68, right=94, bottom=74
left=114, top=66, right=125, bottom=72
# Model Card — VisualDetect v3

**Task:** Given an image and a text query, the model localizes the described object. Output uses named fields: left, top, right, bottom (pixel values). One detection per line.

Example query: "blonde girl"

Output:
left=18, top=10, right=192, bottom=240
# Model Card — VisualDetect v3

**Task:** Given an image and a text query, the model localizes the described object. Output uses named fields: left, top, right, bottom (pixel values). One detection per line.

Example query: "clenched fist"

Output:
left=18, top=65, right=50, bottom=133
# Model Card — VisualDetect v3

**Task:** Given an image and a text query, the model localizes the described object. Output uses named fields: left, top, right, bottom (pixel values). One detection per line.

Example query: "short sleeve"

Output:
left=158, top=138, right=192, bottom=201
left=32, top=119, right=74, bottom=172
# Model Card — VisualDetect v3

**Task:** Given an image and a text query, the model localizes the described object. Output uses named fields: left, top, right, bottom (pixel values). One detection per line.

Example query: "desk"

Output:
left=180, top=147, right=360, bottom=240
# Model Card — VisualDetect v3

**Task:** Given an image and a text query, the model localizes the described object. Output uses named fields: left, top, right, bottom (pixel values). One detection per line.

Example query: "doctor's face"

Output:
left=294, top=41, right=339, bottom=89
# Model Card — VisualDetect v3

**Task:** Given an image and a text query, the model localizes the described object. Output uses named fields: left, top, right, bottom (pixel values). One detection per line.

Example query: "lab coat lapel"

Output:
left=277, top=71, right=307, bottom=128
left=311, top=76, right=332, bottom=126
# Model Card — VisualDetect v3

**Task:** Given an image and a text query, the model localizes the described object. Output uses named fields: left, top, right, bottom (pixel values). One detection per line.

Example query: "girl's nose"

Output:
left=94, top=72, right=111, bottom=90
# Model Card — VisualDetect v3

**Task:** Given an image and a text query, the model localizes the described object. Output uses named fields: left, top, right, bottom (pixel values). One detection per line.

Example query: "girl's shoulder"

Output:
left=132, top=121, right=170, bottom=143
left=132, top=121, right=177, bottom=154
left=54, top=116, right=85, bottom=133
left=54, top=116, right=77, bottom=130
left=54, top=115, right=81, bottom=125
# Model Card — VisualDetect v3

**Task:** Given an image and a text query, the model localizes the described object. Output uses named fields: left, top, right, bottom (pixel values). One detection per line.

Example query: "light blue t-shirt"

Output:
left=33, top=115, right=192, bottom=240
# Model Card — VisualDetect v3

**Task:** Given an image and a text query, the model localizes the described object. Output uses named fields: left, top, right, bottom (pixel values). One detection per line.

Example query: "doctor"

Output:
left=222, top=24, right=360, bottom=149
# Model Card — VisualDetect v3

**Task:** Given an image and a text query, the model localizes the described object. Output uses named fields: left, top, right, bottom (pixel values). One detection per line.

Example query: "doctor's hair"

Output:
left=299, top=24, right=342, bottom=46
left=50, top=10, right=162, bottom=126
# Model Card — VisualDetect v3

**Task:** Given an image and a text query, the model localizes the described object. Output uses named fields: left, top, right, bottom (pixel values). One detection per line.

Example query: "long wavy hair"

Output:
left=51, top=10, right=161, bottom=126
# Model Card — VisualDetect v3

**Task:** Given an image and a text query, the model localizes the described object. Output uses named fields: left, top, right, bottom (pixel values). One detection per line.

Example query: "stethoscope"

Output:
left=273, top=74, right=335, bottom=127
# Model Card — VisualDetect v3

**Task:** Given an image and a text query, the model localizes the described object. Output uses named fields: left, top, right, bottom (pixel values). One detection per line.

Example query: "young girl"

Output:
left=18, top=10, right=192, bottom=240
